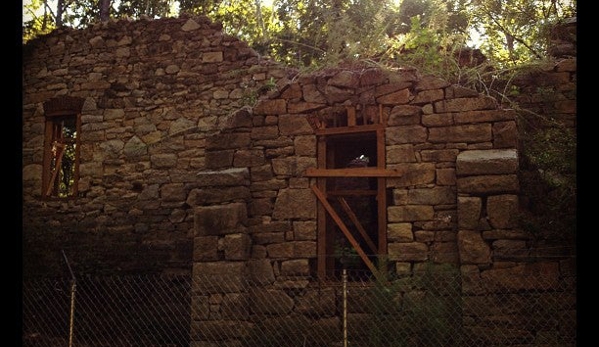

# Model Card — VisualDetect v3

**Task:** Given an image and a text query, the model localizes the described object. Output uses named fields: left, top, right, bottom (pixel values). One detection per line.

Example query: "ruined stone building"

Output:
left=22, top=14, right=576, bottom=346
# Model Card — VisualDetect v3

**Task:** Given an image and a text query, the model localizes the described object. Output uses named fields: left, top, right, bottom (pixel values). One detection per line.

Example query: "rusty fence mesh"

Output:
left=22, top=268, right=577, bottom=347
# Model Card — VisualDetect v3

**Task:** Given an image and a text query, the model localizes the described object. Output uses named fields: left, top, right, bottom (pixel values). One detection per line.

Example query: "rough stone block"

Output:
left=456, top=149, right=518, bottom=175
left=457, top=174, right=519, bottom=194
left=458, top=196, right=482, bottom=229
left=480, top=262, right=560, bottom=291
left=280, top=259, right=310, bottom=275
left=193, top=236, right=219, bottom=261
left=387, top=223, right=413, bottom=242
left=249, top=287, right=294, bottom=314
left=247, top=259, right=275, bottom=285
left=224, top=233, right=251, bottom=260
left=387, top=205, right=435, bottom=222
left=192, top=261, right=247, bottom=294
left=428, top=123, right=492, bottom=143
left=457, top=230, right=491, bottom=264
left=487, top=194, right=519, bottom=229
left=272, top=188, right=316, bottom=220
left=196, top=168, right=250, bottom=187
left=388, top=242, right=428, bottom=261
left=194, top=203, right=248, bottom=236
left=386, top=163, right=435, bottom=187
left=293, top=241, right=316, bottom=257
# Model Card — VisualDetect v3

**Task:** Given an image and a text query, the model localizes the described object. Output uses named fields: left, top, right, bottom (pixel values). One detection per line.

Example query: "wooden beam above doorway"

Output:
left=304, top=167, right=404, bottom=178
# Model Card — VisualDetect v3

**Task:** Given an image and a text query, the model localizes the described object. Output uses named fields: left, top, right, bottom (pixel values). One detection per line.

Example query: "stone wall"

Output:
left=506, top=18, right=576, bottom=263
left=505, top=17, right=576, bottom=130
left=22, top=14, right=575, bottom=346
left=509, top=57, right=576, bottom=129
left=22, top=14, right=286, bottom=276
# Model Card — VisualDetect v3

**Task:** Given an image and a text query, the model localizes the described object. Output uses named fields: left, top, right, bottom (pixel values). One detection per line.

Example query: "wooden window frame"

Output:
left=42, top=97, right=84, bottom=200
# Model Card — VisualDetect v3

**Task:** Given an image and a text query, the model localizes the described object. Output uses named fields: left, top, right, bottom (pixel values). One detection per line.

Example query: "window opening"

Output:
left=43, top=115, right=79, bottom=198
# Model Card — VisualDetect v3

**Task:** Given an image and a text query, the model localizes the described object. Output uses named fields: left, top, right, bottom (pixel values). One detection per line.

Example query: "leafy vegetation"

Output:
left=363, top=261, right=464, bottom=347
left=23, top=0, right=576, bottom=68
left=518, top=118, right=577, bottom=244
left=478, top=60, right=577, bottom=246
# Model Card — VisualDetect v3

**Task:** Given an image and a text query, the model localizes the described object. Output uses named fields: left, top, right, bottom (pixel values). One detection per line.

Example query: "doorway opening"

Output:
left=304, top=104, right=402, bottom=281
left=325, top=132, right=379, bottom=280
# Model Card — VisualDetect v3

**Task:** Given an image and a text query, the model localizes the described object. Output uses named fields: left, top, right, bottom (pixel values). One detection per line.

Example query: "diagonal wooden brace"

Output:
left=336, top=197, right=378, bottom=255
left=46, top=142, right=66, bottom=196
left=310, top=185, right=382, bottom=279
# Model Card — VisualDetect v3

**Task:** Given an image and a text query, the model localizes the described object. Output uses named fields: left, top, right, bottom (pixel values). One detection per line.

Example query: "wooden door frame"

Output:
left=305, top=106, right=403, bottom=280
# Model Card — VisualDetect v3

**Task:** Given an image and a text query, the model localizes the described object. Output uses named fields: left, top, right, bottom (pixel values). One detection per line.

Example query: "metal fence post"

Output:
left=62, top=250, right=76, bottom=347
left=342, top=268, right=347, bottom=347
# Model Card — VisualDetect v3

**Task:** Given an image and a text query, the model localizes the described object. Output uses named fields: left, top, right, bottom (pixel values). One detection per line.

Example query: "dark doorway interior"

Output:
left=325, top=132, right=378, bottom=280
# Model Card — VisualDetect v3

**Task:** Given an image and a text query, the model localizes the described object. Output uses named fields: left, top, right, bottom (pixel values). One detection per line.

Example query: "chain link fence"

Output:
left=22, top=266, right=576, bottom=347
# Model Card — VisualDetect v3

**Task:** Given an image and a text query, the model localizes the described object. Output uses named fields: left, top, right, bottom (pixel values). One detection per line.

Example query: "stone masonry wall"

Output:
left=22, top=14, right=287, bottom=276
left=22, top=14, right=575, bottom=346
left=188, top=63, right=574, bottom=344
